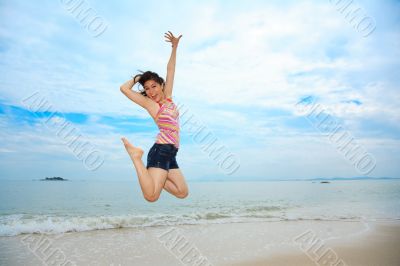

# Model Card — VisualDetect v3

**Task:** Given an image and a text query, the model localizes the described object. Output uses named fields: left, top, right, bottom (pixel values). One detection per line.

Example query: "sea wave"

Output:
left=0, top=210, right=383, bottom=236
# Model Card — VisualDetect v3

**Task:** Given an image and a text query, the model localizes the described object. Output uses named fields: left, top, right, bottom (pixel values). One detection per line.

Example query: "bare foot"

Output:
left=121, top=137, right=144, bottom=160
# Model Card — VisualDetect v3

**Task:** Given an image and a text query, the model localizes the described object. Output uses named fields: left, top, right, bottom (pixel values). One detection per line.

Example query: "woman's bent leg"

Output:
left=163, top=168, right=189, bottom=199
left=121, top=137, right=168, bottom=202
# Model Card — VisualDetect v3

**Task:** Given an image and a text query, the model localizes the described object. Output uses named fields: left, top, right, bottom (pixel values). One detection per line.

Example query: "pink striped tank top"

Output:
left=154, top=97, right=180, bottom=149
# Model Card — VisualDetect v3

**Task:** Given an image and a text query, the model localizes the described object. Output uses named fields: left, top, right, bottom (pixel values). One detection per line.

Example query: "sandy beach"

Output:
left=232, top=220, right=400, bottom=266
left=1, top=219, right=399, bottom=265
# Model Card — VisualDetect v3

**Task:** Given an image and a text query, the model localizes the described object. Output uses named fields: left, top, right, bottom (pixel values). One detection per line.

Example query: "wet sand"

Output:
left=0, top=220, right=399, bottom=265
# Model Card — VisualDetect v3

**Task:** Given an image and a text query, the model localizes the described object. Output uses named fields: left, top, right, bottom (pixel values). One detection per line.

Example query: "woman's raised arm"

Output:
left=164, top=31, right=182, bottom=98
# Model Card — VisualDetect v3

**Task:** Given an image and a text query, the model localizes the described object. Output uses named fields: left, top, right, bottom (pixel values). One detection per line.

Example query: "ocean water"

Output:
left=0, top=179, right=399, bottom=236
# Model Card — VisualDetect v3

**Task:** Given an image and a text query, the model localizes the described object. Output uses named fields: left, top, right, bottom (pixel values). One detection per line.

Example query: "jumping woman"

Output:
left=120, top=31, right=188, bottom=202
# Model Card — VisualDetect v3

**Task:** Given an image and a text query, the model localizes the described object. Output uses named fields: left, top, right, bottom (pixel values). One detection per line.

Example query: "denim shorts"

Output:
left=146, top=143, right=179, bottom=171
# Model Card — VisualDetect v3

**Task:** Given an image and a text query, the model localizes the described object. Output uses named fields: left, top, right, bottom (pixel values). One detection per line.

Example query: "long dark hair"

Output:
left=135, top=70, right=165, bottom=97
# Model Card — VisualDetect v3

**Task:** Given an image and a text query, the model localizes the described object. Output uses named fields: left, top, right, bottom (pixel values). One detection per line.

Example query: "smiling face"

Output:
left=143, top=79, right=165, bottom=103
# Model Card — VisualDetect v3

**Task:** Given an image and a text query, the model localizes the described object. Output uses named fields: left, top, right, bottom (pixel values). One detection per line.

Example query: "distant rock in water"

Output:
left=320, top=181, right=330, bottom=184
left=40, top=177, right=68, bottom=181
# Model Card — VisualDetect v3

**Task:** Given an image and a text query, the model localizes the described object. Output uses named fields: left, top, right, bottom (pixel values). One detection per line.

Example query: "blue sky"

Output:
left=0, top=0, right=399, bottom=181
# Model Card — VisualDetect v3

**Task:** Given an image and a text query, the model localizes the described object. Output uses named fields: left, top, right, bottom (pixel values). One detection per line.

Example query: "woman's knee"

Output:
left=176, top=188, right=189, bottom=199
left=144, top=192, right=160, bottom=202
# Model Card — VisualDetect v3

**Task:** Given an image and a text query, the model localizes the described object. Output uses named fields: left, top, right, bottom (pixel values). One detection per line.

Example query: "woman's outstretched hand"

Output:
left=164, top=31, right=182, bottom=48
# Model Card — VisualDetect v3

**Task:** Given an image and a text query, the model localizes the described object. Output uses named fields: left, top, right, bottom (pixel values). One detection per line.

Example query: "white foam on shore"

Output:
left=0, top=212, right=385, bottom=236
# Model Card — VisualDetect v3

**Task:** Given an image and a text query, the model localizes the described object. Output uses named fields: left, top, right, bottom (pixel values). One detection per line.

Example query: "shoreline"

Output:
left=0, top=220, right=399, bottom=265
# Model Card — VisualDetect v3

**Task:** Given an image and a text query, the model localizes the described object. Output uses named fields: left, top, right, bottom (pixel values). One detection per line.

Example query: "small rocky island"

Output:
left=40, top=177, right=68, bottom=181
